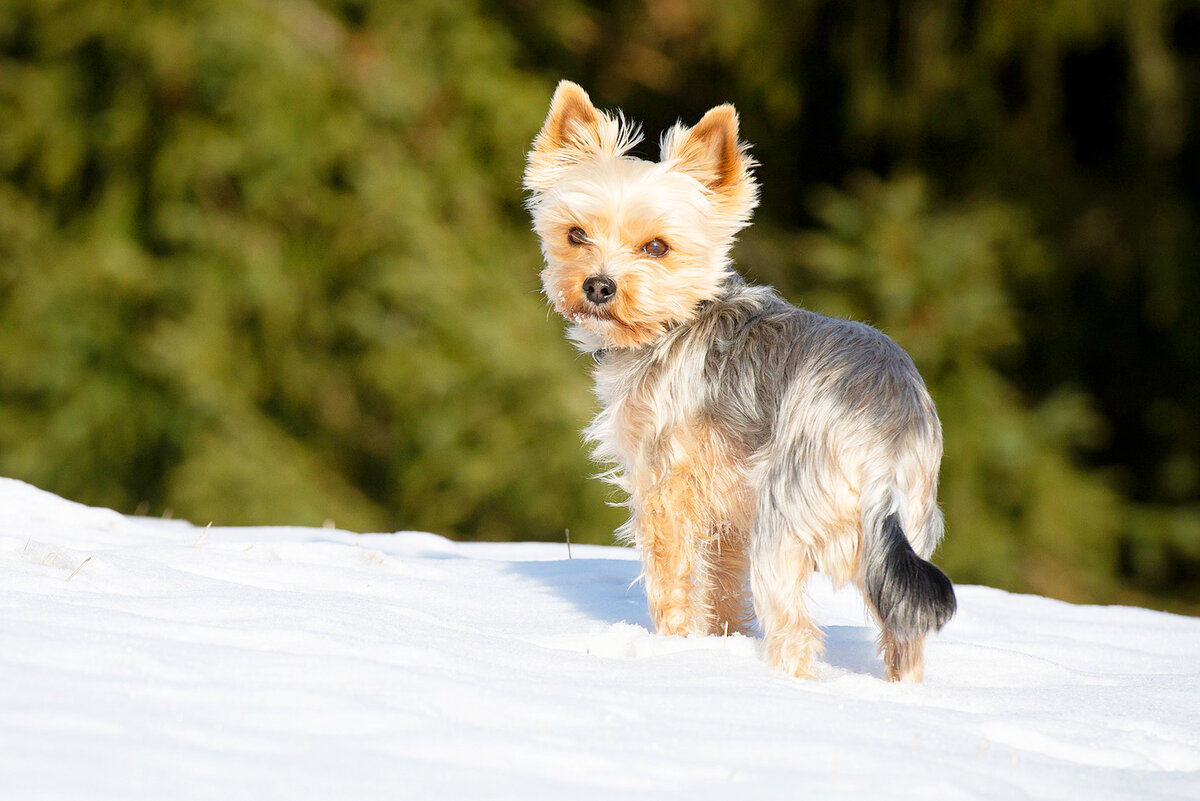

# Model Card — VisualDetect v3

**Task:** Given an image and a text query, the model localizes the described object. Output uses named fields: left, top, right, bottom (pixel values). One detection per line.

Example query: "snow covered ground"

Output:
left=1, top=477, right=1198, bottom=800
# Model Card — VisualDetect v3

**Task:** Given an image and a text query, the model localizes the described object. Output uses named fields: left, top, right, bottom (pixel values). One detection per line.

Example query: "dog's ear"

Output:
left=660, top=105, right=759, bottom=225
left=532, top=82, right=602, bottom=156
left=525, top=81, right=639, bottom=193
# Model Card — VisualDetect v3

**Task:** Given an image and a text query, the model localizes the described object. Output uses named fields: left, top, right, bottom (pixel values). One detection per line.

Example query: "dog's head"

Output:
left=524, top=81, right=758, bottom=350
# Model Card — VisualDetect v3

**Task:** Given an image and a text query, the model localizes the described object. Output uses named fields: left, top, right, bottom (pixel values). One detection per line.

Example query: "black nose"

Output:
left=582, top=275, right=616, bottom=305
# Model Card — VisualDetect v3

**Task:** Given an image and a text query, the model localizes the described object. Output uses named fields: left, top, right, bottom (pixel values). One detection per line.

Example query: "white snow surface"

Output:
left=2, top=478, right=1199, bottom=800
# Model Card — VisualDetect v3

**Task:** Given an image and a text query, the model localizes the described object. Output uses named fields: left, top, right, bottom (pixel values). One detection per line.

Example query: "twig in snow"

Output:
left=192, top=522, right=212, bottom=548
left=565, top=528, right=572, bottom=559
left=65, top=556, right=92, bottom=583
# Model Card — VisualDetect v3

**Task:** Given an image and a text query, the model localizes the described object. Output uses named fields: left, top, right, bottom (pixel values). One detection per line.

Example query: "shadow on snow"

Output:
left=504, top=555, right=887, bottom=680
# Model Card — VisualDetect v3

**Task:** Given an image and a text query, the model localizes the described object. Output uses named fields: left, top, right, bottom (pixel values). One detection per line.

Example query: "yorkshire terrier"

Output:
left=524, top=81, right=955, bottom=682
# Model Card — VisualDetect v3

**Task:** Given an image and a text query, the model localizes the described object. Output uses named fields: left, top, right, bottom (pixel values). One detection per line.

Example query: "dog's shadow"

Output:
left=821, top=625, right=887, bottom=679
left=506, top=556, right=888, bottom=680
left=504, top=555, right=653, bottom=629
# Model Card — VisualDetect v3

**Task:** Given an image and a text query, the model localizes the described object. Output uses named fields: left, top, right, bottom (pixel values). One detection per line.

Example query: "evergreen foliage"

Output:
left=1, top=0, right=1197, bottom=609
left=0, top=0, right=621, bottom=539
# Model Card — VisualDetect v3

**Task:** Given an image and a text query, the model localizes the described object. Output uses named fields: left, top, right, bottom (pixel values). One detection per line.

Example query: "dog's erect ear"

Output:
left=533, top=82, right=602, bottom=155
left=525, top=81, right=640, bottom=193
left=660, top=105, right=759, bottom=225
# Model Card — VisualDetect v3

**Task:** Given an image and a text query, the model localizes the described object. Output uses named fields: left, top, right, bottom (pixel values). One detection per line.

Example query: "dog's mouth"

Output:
left=570, top=305, right=613, bottom=323
left=568, top=307, right=636, bottom=339
left=549, top=293, right=614, bottom=325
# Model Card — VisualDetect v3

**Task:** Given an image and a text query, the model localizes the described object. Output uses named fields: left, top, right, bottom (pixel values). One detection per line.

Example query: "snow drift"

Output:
left=1, top=477, right=1197, bottom=800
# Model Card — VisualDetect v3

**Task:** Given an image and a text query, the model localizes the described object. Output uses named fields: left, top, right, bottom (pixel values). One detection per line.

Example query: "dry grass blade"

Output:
left=65, top=556, right=92, bottom=582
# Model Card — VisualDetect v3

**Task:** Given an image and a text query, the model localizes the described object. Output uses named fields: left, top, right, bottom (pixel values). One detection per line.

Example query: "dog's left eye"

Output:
left=567, top=227, right=588, bottom=246
left=642, top=238, right=669, bottom=258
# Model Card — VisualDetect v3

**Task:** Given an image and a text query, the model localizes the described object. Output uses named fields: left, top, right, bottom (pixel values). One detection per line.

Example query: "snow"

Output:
left=1, top=477, right=1198, bottom=800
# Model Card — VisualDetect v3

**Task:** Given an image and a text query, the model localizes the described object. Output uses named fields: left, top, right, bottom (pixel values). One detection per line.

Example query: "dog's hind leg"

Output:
left=879, top=628, right=925, bottom=683
left=751, top=534, right=822, bottom=677
left=750, top=488, right=825, bottom=677
left=749, top=431, right=870, bottom=678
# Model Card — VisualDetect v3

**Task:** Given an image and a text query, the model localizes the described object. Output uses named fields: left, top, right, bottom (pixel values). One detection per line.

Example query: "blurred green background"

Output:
left=1, top=0, right=1198, bottom=612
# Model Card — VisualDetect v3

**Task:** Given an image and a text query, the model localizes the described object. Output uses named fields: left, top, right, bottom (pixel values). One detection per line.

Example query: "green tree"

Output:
left=0, top=0, right=621, bottom=539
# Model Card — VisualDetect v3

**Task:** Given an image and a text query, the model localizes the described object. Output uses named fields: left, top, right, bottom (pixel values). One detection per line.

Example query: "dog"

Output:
left=524, top=81, right=955, bottom=681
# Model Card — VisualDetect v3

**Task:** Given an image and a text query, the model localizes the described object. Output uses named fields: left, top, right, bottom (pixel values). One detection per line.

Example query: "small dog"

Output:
left=524, top=81, right=955, bottom=681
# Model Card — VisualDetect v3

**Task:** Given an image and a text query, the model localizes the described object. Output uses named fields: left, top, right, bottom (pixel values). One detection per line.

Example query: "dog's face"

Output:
left=525, top=82, right=758, bottom=350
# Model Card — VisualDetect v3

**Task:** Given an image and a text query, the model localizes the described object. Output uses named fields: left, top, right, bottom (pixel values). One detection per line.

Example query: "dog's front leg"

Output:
left=633, top=469, right=711, bottom=637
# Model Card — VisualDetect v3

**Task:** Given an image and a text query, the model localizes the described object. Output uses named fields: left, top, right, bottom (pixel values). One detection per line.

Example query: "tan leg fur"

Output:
left=631, top=423, right=752, bottom=637
left=880, top=630, right=925, bottom=683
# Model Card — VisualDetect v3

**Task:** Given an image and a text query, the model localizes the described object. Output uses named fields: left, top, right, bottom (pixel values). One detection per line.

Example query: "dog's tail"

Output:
left=862, top=511, right=956, bottom=641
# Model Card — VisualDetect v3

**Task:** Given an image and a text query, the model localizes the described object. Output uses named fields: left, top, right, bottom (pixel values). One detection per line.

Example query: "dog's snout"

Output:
left=582, top=275, right=617, bottom=306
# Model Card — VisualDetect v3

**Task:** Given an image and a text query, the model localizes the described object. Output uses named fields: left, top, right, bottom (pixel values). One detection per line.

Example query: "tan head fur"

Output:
left=525, top=81, right=759, bottom=350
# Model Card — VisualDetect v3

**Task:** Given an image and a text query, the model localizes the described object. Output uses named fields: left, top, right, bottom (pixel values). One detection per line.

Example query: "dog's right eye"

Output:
left=567, top=227, right=588, bottom=246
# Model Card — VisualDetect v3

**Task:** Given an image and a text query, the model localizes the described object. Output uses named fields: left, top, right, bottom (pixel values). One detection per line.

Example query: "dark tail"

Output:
left=864, top=513, right=956, bottom=641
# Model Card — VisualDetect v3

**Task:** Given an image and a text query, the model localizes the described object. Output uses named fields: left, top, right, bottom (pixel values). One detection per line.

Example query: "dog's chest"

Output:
left=591, top=346, right=711, bottom=472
